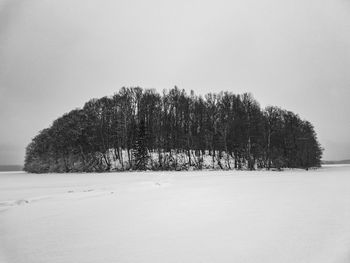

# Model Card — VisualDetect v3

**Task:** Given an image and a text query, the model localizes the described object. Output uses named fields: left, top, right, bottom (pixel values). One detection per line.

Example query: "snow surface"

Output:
left=1, top=166, right=350, bottom=263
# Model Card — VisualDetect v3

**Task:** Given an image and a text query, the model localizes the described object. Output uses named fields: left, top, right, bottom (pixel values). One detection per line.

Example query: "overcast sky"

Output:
left=0, top=0, right=350, bottom=165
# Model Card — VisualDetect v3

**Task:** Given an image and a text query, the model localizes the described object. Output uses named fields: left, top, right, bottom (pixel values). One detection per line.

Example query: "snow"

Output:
left=1, top=166, right=350, bottom=263
left=107, top=149, right=248, bottom=170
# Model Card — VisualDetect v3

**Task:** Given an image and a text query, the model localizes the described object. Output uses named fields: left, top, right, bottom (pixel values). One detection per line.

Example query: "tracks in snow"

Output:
left=0, top=188, right=116, bottom=212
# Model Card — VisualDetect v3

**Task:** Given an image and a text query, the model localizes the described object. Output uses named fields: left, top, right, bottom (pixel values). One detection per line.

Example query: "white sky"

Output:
left=0, top=0, right=350, bottom=164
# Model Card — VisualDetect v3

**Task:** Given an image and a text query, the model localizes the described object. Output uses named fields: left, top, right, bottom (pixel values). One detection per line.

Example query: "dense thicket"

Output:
left=24, top=87, right=323, bottom=173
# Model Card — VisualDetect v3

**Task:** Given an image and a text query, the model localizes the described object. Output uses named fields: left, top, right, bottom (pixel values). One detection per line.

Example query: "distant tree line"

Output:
left=24, top=87, right=323, bottom=173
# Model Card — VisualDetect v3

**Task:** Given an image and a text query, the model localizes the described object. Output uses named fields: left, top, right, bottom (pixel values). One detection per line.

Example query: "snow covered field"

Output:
left=1, top=166, right=350, bottom=263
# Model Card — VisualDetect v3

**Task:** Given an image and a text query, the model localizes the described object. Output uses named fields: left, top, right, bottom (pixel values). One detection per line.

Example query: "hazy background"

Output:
left=0, top=0, right=349, bottom=165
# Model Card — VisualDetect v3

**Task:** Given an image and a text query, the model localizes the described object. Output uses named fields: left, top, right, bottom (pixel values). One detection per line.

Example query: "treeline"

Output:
left=24, top=87, right=323, bottom=173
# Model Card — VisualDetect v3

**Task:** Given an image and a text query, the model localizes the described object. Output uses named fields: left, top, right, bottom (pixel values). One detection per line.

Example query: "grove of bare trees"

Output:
left=24, top=87, right=323, bottom=173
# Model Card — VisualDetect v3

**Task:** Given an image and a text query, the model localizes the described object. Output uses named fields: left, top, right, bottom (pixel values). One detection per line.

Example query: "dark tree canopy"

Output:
left=24, top=87, right=323, bottom=173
